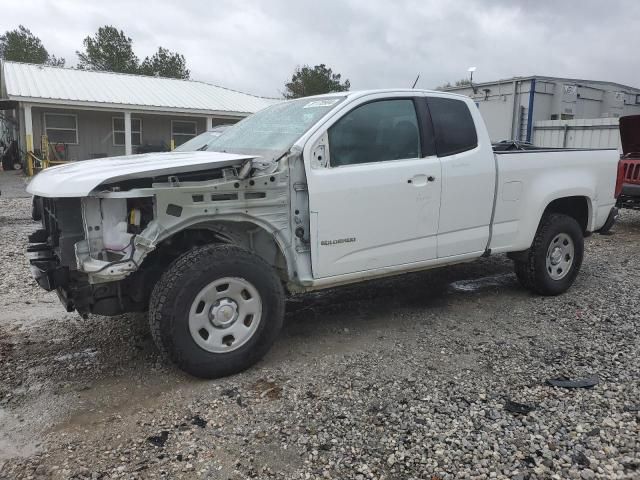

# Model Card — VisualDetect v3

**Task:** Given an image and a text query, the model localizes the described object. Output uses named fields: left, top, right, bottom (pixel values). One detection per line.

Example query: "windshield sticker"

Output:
left=303, top=99, right=341, bottom=109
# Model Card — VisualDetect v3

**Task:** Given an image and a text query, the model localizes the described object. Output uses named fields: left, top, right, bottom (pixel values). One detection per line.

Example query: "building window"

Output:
left=172, top=120, right=197, bottom=147
left=44, top=113, right=78, bottom=144
left=113, top=117, right=142, bottom=146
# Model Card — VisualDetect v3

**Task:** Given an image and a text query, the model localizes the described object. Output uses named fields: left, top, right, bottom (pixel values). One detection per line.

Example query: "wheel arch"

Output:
left=542, top=195, right=592, bottom=233
left=512, top=212, right=585, bottom=296
left=507, top=194, right=591, bottom=262
left=146, top=216, right=295, bottom=283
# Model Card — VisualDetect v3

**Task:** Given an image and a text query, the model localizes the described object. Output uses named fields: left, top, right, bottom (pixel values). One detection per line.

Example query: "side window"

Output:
left=328, top=99, right=420, bottom=167
left=427, top=97, right=478, bottom=156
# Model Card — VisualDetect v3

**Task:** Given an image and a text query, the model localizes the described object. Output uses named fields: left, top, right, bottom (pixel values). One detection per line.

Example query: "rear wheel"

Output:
left=513, top=213, right=584, bottom=296
left=149, top=244, right=285, bottom=378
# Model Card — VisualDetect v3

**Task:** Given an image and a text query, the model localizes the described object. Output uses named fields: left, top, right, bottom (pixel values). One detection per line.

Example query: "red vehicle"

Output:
left=617, top=115, right=640, bottom=210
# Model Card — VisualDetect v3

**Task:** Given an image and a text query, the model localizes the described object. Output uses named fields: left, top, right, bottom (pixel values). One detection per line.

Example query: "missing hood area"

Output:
left=53, top=153, right=287, bottom=284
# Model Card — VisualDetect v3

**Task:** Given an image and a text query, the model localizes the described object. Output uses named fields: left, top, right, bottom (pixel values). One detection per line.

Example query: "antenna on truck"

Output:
left=411, top=74, right=420, bottom=89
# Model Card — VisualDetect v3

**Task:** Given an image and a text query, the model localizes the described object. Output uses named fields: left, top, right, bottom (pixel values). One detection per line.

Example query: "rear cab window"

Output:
left=427, top=97, right=478, bottom=157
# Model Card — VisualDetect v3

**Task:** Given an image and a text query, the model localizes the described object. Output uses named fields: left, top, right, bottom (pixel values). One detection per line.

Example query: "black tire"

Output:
left=513, top=213, right=584, bottom=296
left=149, top=244, right=285, bottom=379
left=31, top=196, right=42, bottom=221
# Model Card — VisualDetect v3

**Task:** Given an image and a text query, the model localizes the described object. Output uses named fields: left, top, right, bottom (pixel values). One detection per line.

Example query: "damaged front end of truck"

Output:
left=27, top=150, right=299, bottom=316
left=29, top=194, right=160, bottom=315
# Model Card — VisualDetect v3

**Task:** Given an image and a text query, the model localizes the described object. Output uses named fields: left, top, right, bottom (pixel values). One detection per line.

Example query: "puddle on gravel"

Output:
left=47, top=372, right=191, bottom=434
left=449, top=273, right=516, bottom=293
left=0, top=407, right=40, bottom=462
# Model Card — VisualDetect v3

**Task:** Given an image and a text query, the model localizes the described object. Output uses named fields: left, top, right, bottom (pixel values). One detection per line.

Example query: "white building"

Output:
left=444, top=76, right=640, bottom=145
left=0, top=61, right=279, bottom=163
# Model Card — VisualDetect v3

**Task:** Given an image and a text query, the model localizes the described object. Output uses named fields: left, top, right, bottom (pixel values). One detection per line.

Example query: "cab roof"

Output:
left=302, top=88, right=470, bottom=101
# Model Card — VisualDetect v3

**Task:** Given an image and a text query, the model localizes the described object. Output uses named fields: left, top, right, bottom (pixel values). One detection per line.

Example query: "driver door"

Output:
left=306, top=94, right=442, bottom=278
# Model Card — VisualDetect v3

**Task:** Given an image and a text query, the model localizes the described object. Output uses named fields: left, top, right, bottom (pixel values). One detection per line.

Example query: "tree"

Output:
left=0, top=25, right=65, bottom=66
left=77, top=26, right=190, bottom=79
left=77, top=26, right=139, bottom=74
left=139, top=47, right=190, bottom=79
left=46, top=55, right=65, bottom=67
left=283, top=64, right=350, bottom=99
left=436, top=78, right=472, bottom=90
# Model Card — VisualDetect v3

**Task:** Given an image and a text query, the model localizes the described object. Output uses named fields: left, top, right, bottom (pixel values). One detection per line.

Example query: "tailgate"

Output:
left=620, top=115, right=640, bottom=157
left=620, top=158, right=640, bottom=185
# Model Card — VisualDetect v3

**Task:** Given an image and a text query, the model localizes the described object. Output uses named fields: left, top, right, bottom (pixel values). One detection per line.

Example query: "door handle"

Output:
left=407, top=174, right=436, bottom=186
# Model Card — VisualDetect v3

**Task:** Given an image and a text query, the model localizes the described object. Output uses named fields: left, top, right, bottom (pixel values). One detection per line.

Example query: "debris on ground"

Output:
left=547, top=375, right=600, bottom=389
left=146, top=431, right=169, bottom=447
left=190, top=415, right=207, bottom=428
left=504, top=399, right=536, bottom=415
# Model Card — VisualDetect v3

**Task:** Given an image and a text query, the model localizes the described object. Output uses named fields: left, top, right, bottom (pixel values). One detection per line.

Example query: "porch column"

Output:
left=124, top=111, right=132, bottom=155
left=206, top=115, right=214, bottom=130
left=24, top=103, right=33, bottom=152
left=12, top=108, right=18, bottom=141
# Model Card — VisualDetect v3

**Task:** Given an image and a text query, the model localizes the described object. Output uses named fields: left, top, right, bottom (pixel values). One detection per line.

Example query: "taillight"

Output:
left=614, top=160, right=625, bottom=198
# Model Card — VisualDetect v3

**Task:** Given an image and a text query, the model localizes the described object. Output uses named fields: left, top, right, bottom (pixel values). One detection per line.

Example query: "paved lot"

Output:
left=0, top=171, right=638, bottom=479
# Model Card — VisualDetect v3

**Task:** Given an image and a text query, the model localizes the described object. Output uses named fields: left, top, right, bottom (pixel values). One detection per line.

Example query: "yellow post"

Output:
left=41, top=135, right=50, bottom=169
left=170, top=139, right=175, bottom=151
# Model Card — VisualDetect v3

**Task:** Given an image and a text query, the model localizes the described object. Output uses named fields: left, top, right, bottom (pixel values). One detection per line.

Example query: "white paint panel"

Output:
left=491, top=149, right=619, bottom=252
left=308, top=157, right=441, bottom=278
left=436, top=97, right=496, bottom=258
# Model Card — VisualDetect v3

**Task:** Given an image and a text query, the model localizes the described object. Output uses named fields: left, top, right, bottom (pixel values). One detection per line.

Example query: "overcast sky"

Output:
left=2, top=0, right=638, bottom=97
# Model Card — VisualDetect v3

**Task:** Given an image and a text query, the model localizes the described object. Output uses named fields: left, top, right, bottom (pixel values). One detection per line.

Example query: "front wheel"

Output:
left=514, top=213, right=584, bottom=296
left=149, top=244, right=285, bottom=379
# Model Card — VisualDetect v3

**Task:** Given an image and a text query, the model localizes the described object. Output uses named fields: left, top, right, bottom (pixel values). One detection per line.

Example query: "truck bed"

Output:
left=489, top=148, right=619, bottom=253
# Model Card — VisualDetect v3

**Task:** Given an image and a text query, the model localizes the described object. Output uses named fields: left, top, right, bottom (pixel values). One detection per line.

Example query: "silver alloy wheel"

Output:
left=188, top=277, right=262, bottom=353
left=545, top=233, right=574, bottom=280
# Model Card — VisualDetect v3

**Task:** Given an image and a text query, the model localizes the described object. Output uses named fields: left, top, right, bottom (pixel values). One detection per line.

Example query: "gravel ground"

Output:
left=0, top=172, right=638, bottom=479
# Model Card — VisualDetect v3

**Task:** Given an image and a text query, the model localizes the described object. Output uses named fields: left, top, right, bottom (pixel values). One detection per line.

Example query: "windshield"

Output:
left=174, top=126, right=230, bottom=152
left=204, top=96, right=346, bottom=159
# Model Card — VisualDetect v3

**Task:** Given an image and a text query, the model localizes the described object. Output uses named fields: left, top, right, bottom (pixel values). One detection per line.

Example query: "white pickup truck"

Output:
left=27, top=89, right=620, bottom=378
